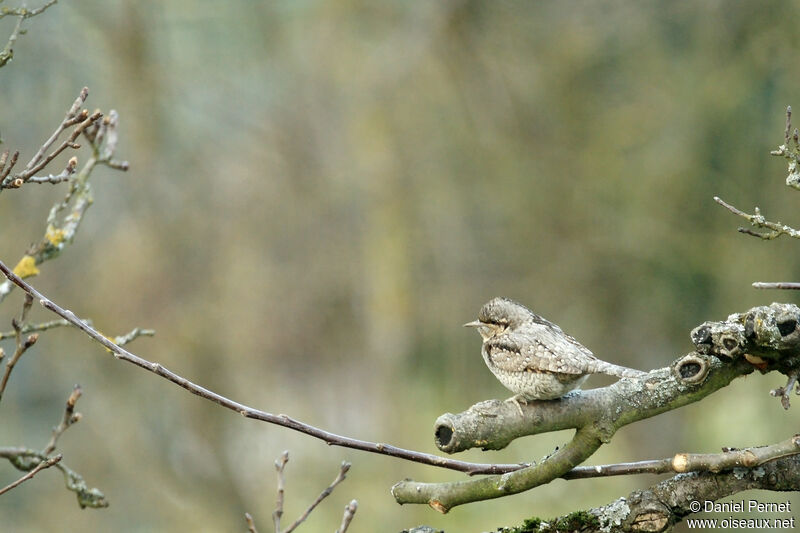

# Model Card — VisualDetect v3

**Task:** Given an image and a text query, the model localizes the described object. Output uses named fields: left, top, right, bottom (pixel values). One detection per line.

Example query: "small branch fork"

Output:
left=246, top=451, right=356, bottom=533
left=0, top=384, right=108, bottom=508
left=0, top=317, right=76, bottom=340
left=0, top=293, right=37, bottom=401
left=0, top=88, right=96, bottom=190
left=713, top=196, right=800, bottom=241
left=0, top=267, right=109, bottom=507
left=0, top=454, right=61, bottom=497
left=0, top=1, right=58, bottom=68
left=716, top=105, right=800, bottom=290
left=0, top=87, right=129, bottom=305
left=770, top=369, right=800, bottom=410
left=43, top=385, right=83, bottom=456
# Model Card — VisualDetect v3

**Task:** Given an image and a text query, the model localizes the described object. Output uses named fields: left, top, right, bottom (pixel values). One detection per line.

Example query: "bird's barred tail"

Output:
left=587, top=360, right=645, bottom=378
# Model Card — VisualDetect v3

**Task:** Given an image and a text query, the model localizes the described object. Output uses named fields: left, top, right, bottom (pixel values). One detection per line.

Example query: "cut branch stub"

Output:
left=628, top=502, right=671, bottom=533
left=672, top=354, right=710, bottom=384
left=745, top=304, right=800, bottom=357
left=690, top=321, right=745, bottom=359
left=434, top=398, right=596, bottom=453
left=692, top=302, right=800, bottom=362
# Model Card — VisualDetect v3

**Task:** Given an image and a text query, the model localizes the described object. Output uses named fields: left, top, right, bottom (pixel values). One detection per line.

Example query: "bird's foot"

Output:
left=505, top=394, right=527, bottom=416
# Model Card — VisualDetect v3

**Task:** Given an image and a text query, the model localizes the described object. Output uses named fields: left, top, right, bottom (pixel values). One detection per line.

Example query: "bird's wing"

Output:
left=485, top=328, right=593, bottom=375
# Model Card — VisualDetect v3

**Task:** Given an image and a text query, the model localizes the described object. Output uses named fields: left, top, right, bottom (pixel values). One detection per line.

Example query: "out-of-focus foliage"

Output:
left=1, top=2, right=799, bottom=531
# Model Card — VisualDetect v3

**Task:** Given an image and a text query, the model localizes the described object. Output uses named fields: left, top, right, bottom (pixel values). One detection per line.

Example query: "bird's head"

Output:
left=464, top=297, right=532, bottom=341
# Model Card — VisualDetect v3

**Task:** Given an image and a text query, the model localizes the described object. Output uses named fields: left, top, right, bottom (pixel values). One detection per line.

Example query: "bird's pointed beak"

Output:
left=463, top=320, right=483, bottom=328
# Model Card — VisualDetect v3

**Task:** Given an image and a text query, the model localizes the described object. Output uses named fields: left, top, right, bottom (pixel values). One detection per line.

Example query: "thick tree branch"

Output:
left=393, top=425, right=604, bottom=513
left=500, top=451, right=800, bottom=533
left=432, top=358, right=745, bottom=455
left=393, top=355, right=753, bottom=511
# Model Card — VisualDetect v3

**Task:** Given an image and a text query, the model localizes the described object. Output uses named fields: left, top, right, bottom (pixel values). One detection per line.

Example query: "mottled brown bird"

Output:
left=465, top=297, right=644, bottom=411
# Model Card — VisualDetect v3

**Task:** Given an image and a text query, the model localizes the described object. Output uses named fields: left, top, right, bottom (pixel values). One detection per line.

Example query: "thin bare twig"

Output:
left=244, top=512, right=258, bottom=533
left=0, top=150, right=19, bottom=182
left=0, top=321, right=151, bottom=346
left=0, top=294, right=38, bottom=401
left=43, top=385, right=82, bottom=455
left=713, top=196, right=800, bottom=240
left=0, top=318, right=75, bottom=340
left=752, top=282, right=800, bottom=290
left=0, top=88, right=94, bottom=189
left=26, top=155, right=78, bottom=185
left=0, top=0, right=53, bottom=68
left=264, top=452, right=354, bottom=533
left=283, top=461, right=351, bottom=533
left=272, top=451, right=289, bottom=532
left=112, top=327, right=156, bottom=347
left=0, top=447, right=107, bottom=508
left=335, top=500, right=358, bottom=533
left=14, top=110, right=99, bottom=185
left=770, top=370, right=800, bottom=410
left=0, top=13, right=24, bottom=68
left=0, top=454, right=62, bottom=496
left=718, top=106, right=800, bottom=290
left=0, top=0, right=59, bottom=20
left=771, top=105, right=800, bottom=189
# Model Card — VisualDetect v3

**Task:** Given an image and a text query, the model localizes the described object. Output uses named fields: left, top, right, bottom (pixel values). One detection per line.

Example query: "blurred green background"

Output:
left=1, top=1, right=800, bottom=532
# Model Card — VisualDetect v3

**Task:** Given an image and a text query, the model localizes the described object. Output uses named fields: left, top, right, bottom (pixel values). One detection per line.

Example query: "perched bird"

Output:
left=465, top=297, right=644, bottom=411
